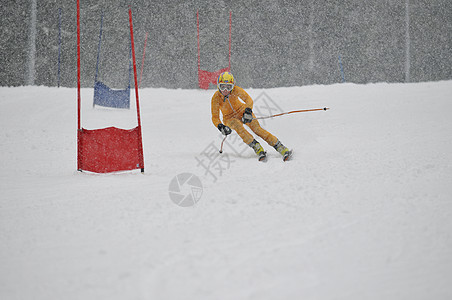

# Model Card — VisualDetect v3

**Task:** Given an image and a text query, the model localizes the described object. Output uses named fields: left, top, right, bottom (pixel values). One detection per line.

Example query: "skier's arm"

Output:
left=236, top=86, right=254, bottom=123
left=211, top=93, right=222, bottom=128
left=236, top=86, right=253, bottom=110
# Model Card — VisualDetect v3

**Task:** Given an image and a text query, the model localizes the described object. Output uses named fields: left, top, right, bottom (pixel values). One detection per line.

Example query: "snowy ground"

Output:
left=1, top=81, right=452, bottom=300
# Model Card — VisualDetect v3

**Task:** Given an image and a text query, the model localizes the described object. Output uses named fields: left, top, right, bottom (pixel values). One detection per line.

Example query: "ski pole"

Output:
left=254, top=107, right=329, bottom=120
left=219, top=135, right=227, bottom=153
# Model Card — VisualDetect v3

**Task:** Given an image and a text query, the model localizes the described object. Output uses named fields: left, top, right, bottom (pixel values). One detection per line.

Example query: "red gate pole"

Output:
left=128, top=6, right=145, bottom=172
left=77, top=0, right=81, bottom=131
left=77, top=0, right=82, bottom=171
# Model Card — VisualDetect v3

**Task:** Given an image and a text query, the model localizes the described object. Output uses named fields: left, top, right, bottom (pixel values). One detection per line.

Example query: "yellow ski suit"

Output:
left=211, top=86, right=278, bottom=146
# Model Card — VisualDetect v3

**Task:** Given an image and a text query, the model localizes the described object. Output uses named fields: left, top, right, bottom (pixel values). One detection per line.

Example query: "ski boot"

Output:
left=274, top=140, right=292, bottom=161
left=249, top=139, right=267, bottom=162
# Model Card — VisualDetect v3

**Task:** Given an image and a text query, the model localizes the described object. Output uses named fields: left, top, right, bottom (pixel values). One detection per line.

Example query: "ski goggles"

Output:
left=218, top=83, right=234, bottom=91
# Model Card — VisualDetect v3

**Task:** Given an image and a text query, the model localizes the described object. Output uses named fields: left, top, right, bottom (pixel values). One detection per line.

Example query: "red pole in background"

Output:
left=229, top=11, right=232, bottom=70
left=197, top=10, right=201, bottom=72
left=139, top=32, right=148, bottom=88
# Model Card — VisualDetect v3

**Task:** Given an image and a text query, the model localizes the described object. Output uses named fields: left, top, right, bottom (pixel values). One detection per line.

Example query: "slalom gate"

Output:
left=76, top=2, right=144, bottom=173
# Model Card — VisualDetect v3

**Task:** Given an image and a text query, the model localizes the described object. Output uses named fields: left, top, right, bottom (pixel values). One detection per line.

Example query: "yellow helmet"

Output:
left=217, top=72, right=235, bottom=92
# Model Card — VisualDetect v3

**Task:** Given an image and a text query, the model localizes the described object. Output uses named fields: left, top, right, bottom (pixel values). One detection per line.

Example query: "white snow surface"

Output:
left=1, top=82, right=452, bottom=300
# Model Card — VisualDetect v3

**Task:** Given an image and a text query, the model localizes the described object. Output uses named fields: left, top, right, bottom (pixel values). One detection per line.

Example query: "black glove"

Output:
left=218, top=123, right=232, bottom=136
left=242, top=107, right=253, bottom=124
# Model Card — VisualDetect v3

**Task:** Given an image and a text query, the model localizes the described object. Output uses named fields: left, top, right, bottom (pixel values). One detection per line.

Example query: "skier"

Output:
left=211, top=71, right=292, bottom=161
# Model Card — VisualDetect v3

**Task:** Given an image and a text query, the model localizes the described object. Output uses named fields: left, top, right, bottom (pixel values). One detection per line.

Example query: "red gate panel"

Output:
left=78, top=126, right=144, bottom=173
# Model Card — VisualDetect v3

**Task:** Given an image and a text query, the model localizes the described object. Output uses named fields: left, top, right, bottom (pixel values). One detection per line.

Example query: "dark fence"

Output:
left=1, top=0, right=451, bottom=88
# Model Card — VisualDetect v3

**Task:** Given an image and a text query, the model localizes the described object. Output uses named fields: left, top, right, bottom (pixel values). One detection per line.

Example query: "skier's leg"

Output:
left=246, top=118, right=278, bottom=146
left=273, top=140, right=291, bottom=160
left=248, top=139, right=266, bottom=161
left=225, top=118, right=266, bottom=158
left=247, top=118, right=291, bottom=159
left=224, top=118, right=254, bottom=145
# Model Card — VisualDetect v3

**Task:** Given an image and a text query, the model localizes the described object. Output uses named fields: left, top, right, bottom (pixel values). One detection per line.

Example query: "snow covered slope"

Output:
left=1, top=82, right=451, bottom=300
